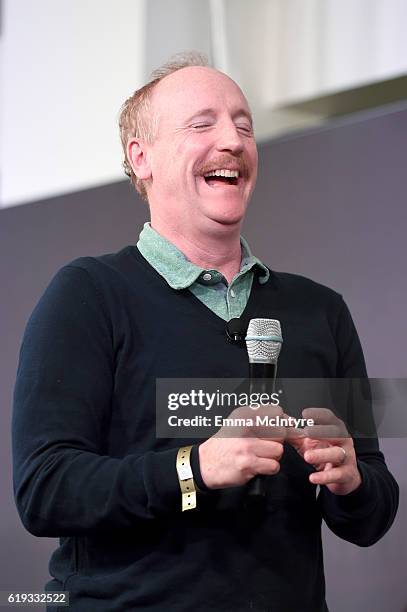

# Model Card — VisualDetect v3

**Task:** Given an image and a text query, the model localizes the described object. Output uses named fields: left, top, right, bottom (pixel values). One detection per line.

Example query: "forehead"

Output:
left=151, top=66, right=251, bottom=123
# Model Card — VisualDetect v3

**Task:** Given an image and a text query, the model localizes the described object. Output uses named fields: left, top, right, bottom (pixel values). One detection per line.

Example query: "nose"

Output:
left=215, top=119, right=244, bottom=154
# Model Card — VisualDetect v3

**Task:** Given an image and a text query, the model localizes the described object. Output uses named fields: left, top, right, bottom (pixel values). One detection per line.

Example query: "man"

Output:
left=13, top=53, right=398, bottom=612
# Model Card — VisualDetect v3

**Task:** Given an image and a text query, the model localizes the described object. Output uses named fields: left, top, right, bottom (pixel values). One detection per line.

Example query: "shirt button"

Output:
left=230, top=289, right=236, bottom=298
left=202, top=273, right=212, bottom=281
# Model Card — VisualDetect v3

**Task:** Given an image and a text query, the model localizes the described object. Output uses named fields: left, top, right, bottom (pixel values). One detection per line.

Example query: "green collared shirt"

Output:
left=137, top=222, right=269, bottom=321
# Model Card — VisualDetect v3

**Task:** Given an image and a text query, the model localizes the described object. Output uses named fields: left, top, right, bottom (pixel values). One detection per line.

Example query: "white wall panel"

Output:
left=1, top=0, right=146, bottom=208
left=220, top=0, right=407, bottom=106
left=2, top=0, right=406, bottom=208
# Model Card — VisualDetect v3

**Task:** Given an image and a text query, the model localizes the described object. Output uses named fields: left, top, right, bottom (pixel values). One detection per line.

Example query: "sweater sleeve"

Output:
left=317, top=298, right=399, bottom=546
left=12, top=265, right=182, bottom=537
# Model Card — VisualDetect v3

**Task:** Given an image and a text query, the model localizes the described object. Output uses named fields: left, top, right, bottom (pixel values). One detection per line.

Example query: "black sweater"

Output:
left=12, top=246, right=398, bottom=612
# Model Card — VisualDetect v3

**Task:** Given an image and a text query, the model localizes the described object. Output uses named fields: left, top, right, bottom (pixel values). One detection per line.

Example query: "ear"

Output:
left=127, top=138, right=152, bottom=180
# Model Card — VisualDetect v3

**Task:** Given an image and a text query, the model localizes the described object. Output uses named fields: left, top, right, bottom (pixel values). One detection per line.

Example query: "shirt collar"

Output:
left=137, top=222, right=269, bottom=289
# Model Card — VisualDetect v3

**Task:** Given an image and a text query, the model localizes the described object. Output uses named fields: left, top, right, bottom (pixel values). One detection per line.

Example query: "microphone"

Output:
left=225, top=317, right=247, bottom=344
left=245, top=318, right=283, bottom=498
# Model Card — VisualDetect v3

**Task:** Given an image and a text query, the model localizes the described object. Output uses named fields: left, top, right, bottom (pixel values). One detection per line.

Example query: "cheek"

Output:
left=176, top=134, right=212, bottom=166
left=152, top=135, right=211, bottom=189
left=248, top=143, right=258, bottom=165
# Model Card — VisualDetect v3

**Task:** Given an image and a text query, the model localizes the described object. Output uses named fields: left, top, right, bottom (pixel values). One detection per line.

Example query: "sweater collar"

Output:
left=137, top=222, right=269, bottom=290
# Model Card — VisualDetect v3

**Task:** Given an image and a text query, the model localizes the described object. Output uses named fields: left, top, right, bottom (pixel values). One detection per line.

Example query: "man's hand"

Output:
left=286, top=408, right=362, bottom=496
left=198, top=405, right=286, bottom=489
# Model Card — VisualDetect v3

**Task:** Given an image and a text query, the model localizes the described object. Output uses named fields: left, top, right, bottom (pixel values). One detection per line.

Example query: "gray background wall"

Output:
left=1, top=103, right=406, bottom=610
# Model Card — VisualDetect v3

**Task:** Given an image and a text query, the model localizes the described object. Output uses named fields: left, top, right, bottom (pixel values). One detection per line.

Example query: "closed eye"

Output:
left=236, top=124, right=253, bottom=134
left=192, top=123, right=213, bottom=130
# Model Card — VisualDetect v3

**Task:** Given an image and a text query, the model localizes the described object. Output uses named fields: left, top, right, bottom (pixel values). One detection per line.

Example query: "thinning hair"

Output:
left=119, top=51, right=210, bottom=201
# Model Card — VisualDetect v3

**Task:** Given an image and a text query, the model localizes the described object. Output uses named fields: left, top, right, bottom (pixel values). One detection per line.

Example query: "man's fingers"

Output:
left=304, top=446, right=347, bottom=466
left=284, top=423, right=308, bottom=442
left=253, top=439, right=284, bottom=461
left=254, top=426, right=286, bottom=440
left=302, top=408, right=349, bottom=438
left=253, top=456, right=281, bottom=476
left=302, top=407, right=339, bottom=424
left=303, top=425, right=347, bottom=440
left=309, top=466, right=348, bottom=486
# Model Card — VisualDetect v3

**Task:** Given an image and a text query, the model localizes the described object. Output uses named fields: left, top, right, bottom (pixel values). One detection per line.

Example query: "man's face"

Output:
left=145, top=66, right=258, bottom=235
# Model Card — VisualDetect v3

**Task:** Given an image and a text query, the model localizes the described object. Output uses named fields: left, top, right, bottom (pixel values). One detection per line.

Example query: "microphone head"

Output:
left=225, top=317, right=247, bottom=343
left=245, top=318, right=283, bottom=364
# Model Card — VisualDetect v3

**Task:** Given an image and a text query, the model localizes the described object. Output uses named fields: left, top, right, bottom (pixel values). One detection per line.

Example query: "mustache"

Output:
left=196, top=155, right=251, bottom=179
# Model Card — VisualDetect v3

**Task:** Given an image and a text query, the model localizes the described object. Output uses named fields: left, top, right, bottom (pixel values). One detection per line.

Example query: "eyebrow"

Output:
left=185, top=107, right=253, bottom=126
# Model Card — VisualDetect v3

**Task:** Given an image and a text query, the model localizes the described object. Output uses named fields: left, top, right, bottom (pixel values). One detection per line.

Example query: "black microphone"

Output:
left=225, top=317, right=248, bottom=344
left=248, top=362, right=276, bottom=393
left=245, top=318, right=283, bottom=498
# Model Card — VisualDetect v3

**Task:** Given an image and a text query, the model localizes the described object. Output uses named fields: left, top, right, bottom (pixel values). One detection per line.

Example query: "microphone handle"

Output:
left=247, top=362, right=276, bottom=499
left=247, top=472, right=268, bottom=497
left=249, top=362, right=275, bottom=387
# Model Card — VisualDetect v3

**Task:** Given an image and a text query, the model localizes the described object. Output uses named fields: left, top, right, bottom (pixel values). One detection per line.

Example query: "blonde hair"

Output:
left=119, top=51, right=209, bottom=201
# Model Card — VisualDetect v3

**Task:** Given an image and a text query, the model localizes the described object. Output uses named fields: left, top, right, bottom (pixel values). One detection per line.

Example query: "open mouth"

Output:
left=204, top=176, right=238, bottom=187
left=202, top=169, right=240, bottom=188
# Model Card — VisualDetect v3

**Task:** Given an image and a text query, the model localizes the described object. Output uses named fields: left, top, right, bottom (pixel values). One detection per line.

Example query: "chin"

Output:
left=214, top=204, right=247, bottom=224
left=195, top=196, right=249, bottom=230
left=206, top=210, right=245, bottom=228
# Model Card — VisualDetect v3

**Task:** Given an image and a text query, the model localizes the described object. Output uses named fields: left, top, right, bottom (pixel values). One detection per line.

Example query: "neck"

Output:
left=150, top=218, right=242, bottom=284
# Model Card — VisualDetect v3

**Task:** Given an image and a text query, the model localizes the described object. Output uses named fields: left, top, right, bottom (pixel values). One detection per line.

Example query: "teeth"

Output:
left=204, top=169, right=239, bottom=178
